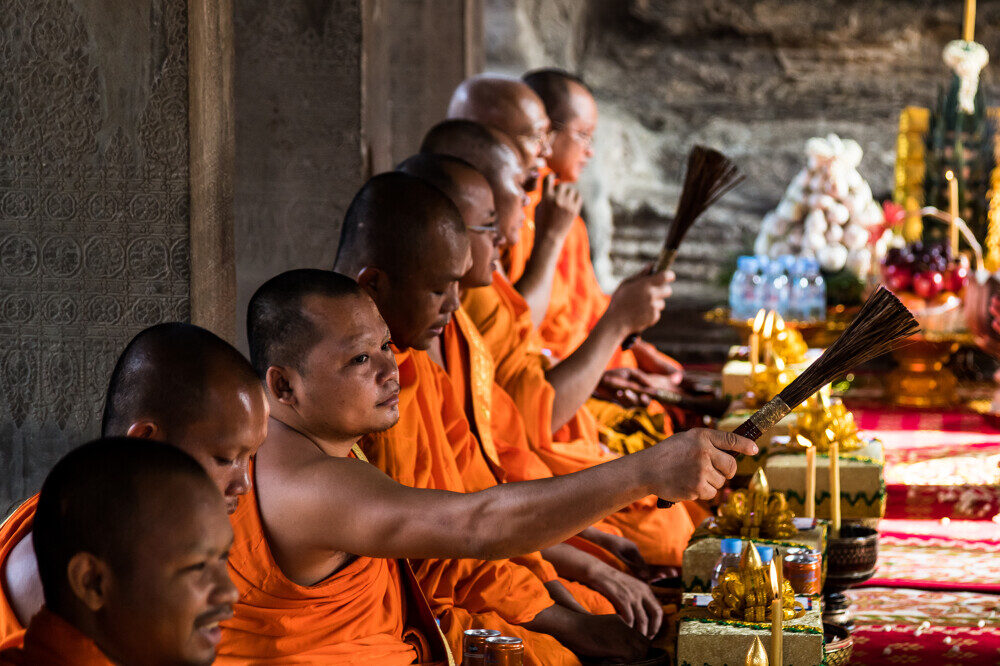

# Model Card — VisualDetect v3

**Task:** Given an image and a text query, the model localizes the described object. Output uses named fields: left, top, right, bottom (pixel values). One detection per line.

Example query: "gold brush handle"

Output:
left=655, top=397, right=791, bottom=509
left=621, top=248, right=679, bottom=350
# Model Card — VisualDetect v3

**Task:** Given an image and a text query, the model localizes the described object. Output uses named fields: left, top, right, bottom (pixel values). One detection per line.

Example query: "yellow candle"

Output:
left=947, top=170, right=960, bottom=256
left=796, top=434, right=816, bottom=519
left=964, top=0, right=976, bottom=42
left=750, top=309, right=766, bottom=380
left=769, top=560, right=783, bottom=666
left=762, top=311, right=775, bottom=366
left=829, top=437, right=841, bottom=535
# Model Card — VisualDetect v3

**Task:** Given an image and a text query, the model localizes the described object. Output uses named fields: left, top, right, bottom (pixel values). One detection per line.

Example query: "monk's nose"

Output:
left=229, top=461, right=250, bottom=498
left=377, top=350, right=398, bottom=383
left=210, top=564, right=239, bottom=606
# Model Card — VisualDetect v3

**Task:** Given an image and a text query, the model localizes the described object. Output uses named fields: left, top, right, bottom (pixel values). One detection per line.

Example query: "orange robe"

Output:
left=0, top=608, right=114, bottom=665
left=459, top=283, right=695, bottom=565
left=0, top=495, right=38, bottom=650
left=218, top=459, right=450, bottom=665
left=362, top=346, right=594, bottom=666
left=503, top=167, right=676, bottom=371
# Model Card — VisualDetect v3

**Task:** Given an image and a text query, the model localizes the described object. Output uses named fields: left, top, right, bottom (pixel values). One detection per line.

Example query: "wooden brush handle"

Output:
left=656, top=397, right=791, bottom=509
left=621, top=249, right=679, bottom=351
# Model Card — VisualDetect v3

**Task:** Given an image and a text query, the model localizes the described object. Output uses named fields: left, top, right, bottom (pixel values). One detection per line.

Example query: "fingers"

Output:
left=632, top=595, right=649, bottom=638
left=641, top=588, right=663, bottom=638
left=708, top=446, right=739, bottom=479
left=542, top=173, right=555, bottom=197
left=705, top=429, right=758, bottom=456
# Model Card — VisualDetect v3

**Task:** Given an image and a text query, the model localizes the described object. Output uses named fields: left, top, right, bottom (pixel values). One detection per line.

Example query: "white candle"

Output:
left=769, top=560, right=783, bottom=666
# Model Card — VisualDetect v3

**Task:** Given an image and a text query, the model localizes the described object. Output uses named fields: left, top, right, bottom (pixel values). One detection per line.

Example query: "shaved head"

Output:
left=447, top=74, right=552, bottom=189
left=102, top=323, right=260, bottom=438
left=102, top=322, right=268, bottom=513
left=420, top=120, right=522, bottom=186
left=523, top=68, right=592, bottom=125
left=447, top=74, right=546, bottom=138
left=420, top=119, right=528, bottom=250
left=396, top=152, right=482, bottom=205
left=334, top=172, right=472, bottom=350
left=334, top=172, right=467, bottom=280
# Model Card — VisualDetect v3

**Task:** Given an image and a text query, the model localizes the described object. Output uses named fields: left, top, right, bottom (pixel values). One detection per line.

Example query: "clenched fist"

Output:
left=639, top=428, right=756, bottom=501
left=534, top=173, right=582, bottom=241
left=606, top=269, right=674, bottom=336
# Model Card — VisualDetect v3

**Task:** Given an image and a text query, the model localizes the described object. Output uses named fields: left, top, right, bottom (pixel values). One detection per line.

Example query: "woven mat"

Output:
left=846, top=587, right=1000, bottom=665
left=859, top=533, right=1000, bottom=592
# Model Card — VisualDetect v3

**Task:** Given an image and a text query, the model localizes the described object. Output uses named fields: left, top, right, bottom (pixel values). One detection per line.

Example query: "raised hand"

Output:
left=533, top=173, right=582, bottom=242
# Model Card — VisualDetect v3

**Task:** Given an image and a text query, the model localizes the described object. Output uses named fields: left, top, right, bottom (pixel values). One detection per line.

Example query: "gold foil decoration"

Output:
left=708, top=542, right=803, bottom=622
left=744, top=357, right=795, bottom=410
left=712, top=470, right=797, bottom=540
left=789, top=394, right=863, bottom=454
left=746, top=636, right=769, bottom=666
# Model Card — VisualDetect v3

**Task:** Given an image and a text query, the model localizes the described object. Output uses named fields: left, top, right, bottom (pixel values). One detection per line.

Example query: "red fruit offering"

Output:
left=913, top=271, right=944, bottom=299
left=945, top=264, right=969, bottom=293
left=883, top=264, right=913, bottom=292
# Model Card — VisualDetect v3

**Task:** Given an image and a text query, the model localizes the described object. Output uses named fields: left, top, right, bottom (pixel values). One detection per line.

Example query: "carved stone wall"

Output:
left=233, top=0, right=366, bottom=352
left=0, top=0, right=191, bottom=509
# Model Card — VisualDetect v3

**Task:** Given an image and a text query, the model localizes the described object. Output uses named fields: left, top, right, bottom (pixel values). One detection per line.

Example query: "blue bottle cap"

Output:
left=720, top=538, right=743, bottom=555
left=756, top=546, right=774, bottom=563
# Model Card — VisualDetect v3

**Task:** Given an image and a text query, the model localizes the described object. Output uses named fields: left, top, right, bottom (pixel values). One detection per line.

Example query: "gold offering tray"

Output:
left=706, top=306, right=858, bottom=348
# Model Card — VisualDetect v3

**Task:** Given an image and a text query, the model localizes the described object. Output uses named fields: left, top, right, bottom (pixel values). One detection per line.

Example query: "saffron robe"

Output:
left=458, top=285, right=695, bottom=566
left=0, top=495, right=38, bottom=650
left=0, top=608, right=114, bottom=665
left=218, top=456, right=451, bottom=665
left=363, top=347, right=599, bottom=666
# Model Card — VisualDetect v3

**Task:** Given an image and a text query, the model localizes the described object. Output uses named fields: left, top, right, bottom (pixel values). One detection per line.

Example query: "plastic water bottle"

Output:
left=765, top=259, right=790, bottom=318
left=710, top=538, right=744, bottom=588
left=729, top=256, right=758, bottom=320
left=807, top=258, right=827, bottom=322
left=753, top=256, right=770, bottom=313
left=790, top=257, right=812, bottom=322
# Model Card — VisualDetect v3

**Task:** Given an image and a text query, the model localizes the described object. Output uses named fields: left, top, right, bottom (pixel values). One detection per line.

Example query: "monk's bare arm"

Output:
left=544, top=310, right=629, bottom=429
left=294, top=429, right=755, bottom=561
left=544, top=271, right=673, bottom=430
left=514, top=177, right=579, bottom=326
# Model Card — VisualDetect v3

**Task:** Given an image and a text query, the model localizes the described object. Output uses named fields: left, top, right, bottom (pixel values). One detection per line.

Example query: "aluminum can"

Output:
left=462, top=629, right=501, bottom=665
left=783, top=547, right=822, bottom=595
left=485, top=636, right=524, bottom=666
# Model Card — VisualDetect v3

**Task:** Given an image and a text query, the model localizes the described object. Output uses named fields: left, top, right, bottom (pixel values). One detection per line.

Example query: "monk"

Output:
left=333, top=172, right=755, bottom=662
left=0, top=437, right=238, bottom=665
left=0, top=323, right=268, bottom=648
left=448, top=73, right=681, bottom=414
left=404, top=139, right=699, bottom=569
left=448, top=74, right=580, bottom=326
left=398, top=152, right=666, bottom=633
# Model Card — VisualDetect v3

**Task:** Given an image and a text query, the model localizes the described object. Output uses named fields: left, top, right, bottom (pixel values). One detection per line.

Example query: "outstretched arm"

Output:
left=545, top=270, right=672, bottom=430
left=293, top=428, right=755, bottom=561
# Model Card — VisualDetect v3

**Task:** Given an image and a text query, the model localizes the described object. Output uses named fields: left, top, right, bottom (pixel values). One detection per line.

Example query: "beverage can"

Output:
left=783, top=547, right=821, bottom=595
left=485, top=636, right=524, bottom=666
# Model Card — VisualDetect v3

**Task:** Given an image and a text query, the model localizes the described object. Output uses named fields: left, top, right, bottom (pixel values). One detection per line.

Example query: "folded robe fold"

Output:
left=0, top=608, right=115, bottom=665
left=459, top=281, right=695, bottom=566
left=217, top=459, right=450, bottom=665
left=362, top=346, right=602, bottom=666
left=0, top=495, right=38, bottom=650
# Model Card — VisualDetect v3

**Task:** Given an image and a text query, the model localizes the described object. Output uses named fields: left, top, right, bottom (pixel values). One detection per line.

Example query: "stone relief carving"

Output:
left=0, top=0, right=190, bottom=509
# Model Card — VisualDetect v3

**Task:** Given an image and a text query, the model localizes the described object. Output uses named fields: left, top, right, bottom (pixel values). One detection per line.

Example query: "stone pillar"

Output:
left=0, top=0, right=234, bottom=509
left=233, top=0, right=483, bottom=350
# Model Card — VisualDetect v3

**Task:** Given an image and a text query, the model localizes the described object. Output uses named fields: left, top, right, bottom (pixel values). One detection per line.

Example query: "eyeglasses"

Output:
left=516, top=128, right=557, bottom=147
left=551, top=121, right=594, bottom=148
left=468, top=224, right=499, bottom=236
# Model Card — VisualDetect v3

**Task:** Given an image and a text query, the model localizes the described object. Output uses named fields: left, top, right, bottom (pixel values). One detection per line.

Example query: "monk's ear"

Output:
left=356, top=266, right=388, bottom=301
left=125, top=421, right=161, bottom=441
left=66, top=552, right=112, bottom=612
left=265, top=366, right=296, bottom=406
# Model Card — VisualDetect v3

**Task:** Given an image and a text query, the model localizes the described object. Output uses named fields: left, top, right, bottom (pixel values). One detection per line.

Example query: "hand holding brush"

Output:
left=622, top=146, right=744, bottom=350
left=655, top=286, right=918, bottom=508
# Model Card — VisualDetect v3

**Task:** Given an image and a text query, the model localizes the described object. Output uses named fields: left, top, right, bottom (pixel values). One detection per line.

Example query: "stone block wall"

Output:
left=485, top=0, right=1000, bottom=357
